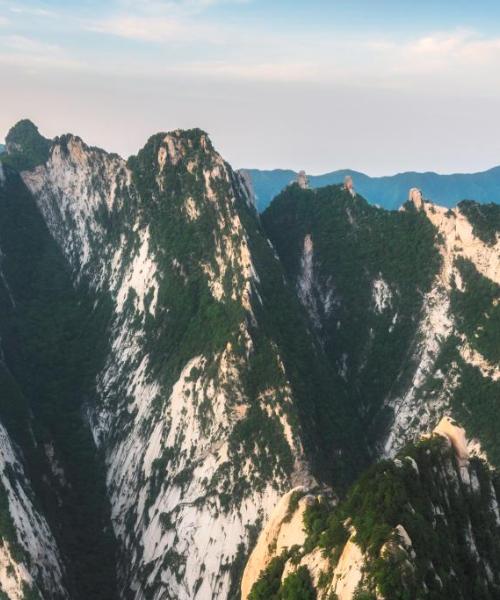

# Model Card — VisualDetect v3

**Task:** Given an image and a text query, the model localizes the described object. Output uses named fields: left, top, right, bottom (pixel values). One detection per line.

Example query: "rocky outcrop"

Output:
left=296, top=170, right=309, bottom=189
left=408, top=187, right=423, bottom=209
left=245, top=417, right=500, bottom=600
left=18, top=125, right=315, bottom=599
left=383, top=193, right=500, bottom=456
left=2, top=120, right=499, bottom=600
left=241, top=488, right=313, bottom=599
left=343, top=175, right=355, bottom=197
left=0, top=422, right=68, bottom=599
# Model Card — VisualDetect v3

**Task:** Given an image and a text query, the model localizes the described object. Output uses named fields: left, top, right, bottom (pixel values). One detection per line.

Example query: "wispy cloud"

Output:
left=117, top=0, right=250, bottom=15
left=0, top=34, right=84, bottom=70
left=2, top=34, right=60, bottom=53
left=9, top=6, right=56, bottom=18
left=87, top=0, right=250, bottom=44
left=88, top=15, right=214, bottom=43
left=407, top=30, right=500, bottom=65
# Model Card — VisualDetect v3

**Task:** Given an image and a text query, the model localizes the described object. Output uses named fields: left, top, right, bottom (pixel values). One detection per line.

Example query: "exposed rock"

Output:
left=296, top=170, right=309, bottom=189
left=329, top=533, right=365, bottom=600
left=241, top=488, right=312, bottom=599
left=0, top=422, right=68, bottom=598
left=372, top=276, right=392, bottom=313
left=20, top=127, right=314, bottom=600
left=343, top=175, right=355, bottom=197
left=409, top=187, right=424, bottom=209
left=433, top=416, right=470, bottom=466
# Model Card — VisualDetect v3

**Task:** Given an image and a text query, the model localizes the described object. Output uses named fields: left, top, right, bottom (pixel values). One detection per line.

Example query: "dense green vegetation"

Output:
left=126, top=132, right=369, bottom=512
left=0, top=166, right=117, bottom=599
left=1, top=120, right=50, bottom=171
left=248, top=554, right=316, bottom=600
left=252, top=436, right=500, bottom=600
left=451, top=257, right=500, bottom=364
left=248, top=555, right=288, bottom=600
left=1, top=122, right=499, bottom=600
left=458, top=200, right=500, bottom=246
left=0, top=480, right=25, bottom=564
left=263, top=184, right=441, bottom=447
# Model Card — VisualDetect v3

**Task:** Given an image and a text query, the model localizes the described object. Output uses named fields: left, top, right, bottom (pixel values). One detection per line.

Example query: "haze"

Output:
left=2, top=0, right=500, bottom=175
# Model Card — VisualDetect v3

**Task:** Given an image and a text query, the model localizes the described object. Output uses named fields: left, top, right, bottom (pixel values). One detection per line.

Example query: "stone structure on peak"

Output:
left=296, top=170, right=309, bottom=189
left=408, top=187, right=424, bottom=209
left=343, top=175, right=355, bottom=197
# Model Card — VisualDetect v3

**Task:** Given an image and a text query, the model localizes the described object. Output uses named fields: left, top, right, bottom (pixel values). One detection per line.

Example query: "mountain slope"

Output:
left=262, top=184, right=500, bottom=464
left=244, top=419, right=500, bottom=600
left=0, top=162, right=115, bottom=599
left=3, top=120, right=368, bottom=599
left=244, top=166, right=500, bottom=212
left=1, top=119, right=499, bottom=600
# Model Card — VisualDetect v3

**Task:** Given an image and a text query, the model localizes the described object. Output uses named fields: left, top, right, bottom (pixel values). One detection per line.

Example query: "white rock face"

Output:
left=383, top=195, right=500, bottom=456
left=372, top=277, right=392, bottom=313
left=243, top=487, right=370, bottom=600
left=409, top=187, right=424, bottom=209
left=297, top=234, right=336, bottom=328
left=384, top=283, right=454, bottom=455
left=23, top=131, right=311, bottom=600
left=459, top=342, right=500, bottom=381
left=424, top=202, right=500, bottom=287
left=343, top=175, right=356, bottom=197
left=0, top=421, right=68, bottom=598
left=22, top=136, right=131, bottom=286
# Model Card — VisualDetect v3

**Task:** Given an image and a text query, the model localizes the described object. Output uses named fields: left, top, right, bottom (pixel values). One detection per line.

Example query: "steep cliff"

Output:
left=1, top=119, right=499, bottom=600
left=2, top=121, right=365, bottom=599
left=245, top=419, right=500, bottom=600
left=0, top=162, right=112, bottom=598
left=262, top=184, right=500, bottom=463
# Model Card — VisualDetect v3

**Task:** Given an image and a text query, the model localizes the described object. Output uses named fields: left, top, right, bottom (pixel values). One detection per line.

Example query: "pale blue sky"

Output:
left=2, top=0, right=500, bottom=174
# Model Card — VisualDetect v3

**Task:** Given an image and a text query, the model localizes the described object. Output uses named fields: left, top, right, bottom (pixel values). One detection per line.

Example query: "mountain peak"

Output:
left=3, top=118, right=51, bottom=171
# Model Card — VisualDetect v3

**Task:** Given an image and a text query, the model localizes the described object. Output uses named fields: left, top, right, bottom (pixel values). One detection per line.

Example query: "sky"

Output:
left=2, top=0, right=500, bottom=175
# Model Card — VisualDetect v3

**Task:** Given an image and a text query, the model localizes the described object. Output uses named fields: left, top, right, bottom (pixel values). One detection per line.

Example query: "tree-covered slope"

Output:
left=262, top=184, right=442, bottom=450
left=244, top=166, right=500, bottom=212
left=245, top=419, right=500, bottom=600
left=1, top=120, right=368, bottom=599
left=1, top=118, right=499, bottom=600
left=0, top=163, right=117, bottom=599
left=262, top=185, right=500, bottom=463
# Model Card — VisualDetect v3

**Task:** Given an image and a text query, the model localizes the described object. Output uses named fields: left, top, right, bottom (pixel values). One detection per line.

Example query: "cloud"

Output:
left=89, top=0, right=253, bottom=42
left=0, top=16, right=9, bottom=26
left=406, top=30, right=500, bottom=66
left=0, top=34, right=83, bottom=70
left=88, top=14, right=225, bottom=43
left=118, top=0, right=250, bottom=13
left=2, top=34, right=61, bottom=53
left=9, top=6, right=56, bottom=18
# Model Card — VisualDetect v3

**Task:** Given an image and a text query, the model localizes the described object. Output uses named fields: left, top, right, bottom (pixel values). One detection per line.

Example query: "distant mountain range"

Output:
left=0, top=143, right=5, bottom=154
left=243, top=166, right=500, bottom=211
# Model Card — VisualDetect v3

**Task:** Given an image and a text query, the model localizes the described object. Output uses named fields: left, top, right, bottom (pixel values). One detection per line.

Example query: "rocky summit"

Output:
left=0, top=119, right=499, bottom=600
